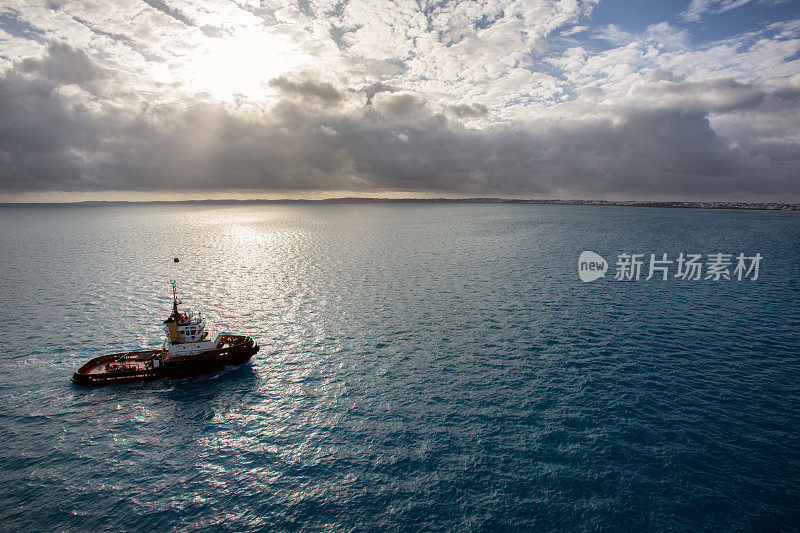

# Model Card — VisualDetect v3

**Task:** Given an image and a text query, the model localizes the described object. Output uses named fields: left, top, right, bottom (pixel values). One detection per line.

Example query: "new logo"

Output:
left=578, top=251, right=608, bottom=282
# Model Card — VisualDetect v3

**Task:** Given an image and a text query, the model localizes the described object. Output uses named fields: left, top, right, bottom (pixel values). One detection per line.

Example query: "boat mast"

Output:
left=171, top=279, right=179, bottom=317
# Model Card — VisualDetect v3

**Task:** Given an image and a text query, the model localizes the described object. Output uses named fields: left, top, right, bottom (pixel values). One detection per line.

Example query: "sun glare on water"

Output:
left=178, top=29, right=308, bottom=102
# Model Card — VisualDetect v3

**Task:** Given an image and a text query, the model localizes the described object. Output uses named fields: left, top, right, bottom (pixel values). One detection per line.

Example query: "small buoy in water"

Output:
left=174, top=257, right=179, bottom=263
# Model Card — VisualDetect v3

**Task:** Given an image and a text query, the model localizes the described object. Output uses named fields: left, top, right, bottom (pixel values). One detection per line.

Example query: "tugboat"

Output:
left=72, top=281, right=259, bottom=386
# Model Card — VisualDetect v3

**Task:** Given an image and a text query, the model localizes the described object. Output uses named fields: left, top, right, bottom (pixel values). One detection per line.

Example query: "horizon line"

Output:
left=1, top=197, right=799, bottom=210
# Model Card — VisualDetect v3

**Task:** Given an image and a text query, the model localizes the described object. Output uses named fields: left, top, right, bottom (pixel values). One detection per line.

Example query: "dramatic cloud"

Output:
left=0, top=1, right=798, bottom=200
left=269, top=76, right=344, bottom=104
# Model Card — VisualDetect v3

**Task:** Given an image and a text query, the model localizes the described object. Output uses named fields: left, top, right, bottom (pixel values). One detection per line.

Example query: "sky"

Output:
left=0, top=0, right=799, bottom=202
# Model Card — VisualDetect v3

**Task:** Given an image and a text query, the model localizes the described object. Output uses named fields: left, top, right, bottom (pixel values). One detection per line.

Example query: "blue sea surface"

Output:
left=0, top=203, right=798, bottom=530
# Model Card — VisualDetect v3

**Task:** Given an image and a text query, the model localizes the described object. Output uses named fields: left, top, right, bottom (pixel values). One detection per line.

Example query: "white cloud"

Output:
left=682, top=0, right=760, bottom=22
left=0, top=1, right=798, bottom=200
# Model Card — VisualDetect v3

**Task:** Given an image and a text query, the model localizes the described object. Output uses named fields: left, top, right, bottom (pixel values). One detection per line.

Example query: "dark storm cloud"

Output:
left=18, top=41, right=109, bottom=85
left=361, top=82, right=397, bottom=104
left=0, top=43, right=798, bottom=198
left=268, top=76, right=344, bottom=104
left=631, top=77, right=769, bottom=113
left=449, top=103, right=489, bottom=118
left=371, top=92, right=427, bottom=117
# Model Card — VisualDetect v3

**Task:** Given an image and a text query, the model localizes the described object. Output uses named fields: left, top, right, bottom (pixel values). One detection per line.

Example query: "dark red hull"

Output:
left=71, top=335, right=259, bottom=386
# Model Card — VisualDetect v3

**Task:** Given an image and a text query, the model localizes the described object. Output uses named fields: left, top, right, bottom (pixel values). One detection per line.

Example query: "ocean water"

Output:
left=0, top=203, right=798, bottom=531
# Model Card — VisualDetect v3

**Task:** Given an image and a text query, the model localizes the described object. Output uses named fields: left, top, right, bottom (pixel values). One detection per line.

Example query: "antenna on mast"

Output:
left=170, top=257, right=182, bottom=318
left=170, top=279, right=180, bottom=317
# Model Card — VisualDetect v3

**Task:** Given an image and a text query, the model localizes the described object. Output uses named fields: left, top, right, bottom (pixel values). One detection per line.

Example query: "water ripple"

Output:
left=0, top=204, right=799, bottom=530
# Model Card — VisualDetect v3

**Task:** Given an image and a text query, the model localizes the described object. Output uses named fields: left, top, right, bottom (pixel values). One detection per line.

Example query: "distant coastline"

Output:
left=1, top=197, right=799, bottom=211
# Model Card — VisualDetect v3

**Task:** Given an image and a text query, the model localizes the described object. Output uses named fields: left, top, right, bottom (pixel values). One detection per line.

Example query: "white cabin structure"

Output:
left=163, top=282, right=221, bottom=357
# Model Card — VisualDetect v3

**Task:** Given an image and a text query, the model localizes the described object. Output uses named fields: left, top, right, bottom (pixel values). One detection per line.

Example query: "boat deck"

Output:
left=75, top=335, right=249, bottom=376
left=80, top=351, right=160, bottom=375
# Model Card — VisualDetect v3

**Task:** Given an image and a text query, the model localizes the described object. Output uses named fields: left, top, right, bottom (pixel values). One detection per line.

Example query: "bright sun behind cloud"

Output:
left=178, top=29, right=308, bottom=102
left=0, top=0, right=799, bottom=201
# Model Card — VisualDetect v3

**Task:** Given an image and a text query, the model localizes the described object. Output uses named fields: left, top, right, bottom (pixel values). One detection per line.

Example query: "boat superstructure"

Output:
left=163, top=282, right=221, bottom=357
left=72, top=282, right=258, bottom=386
